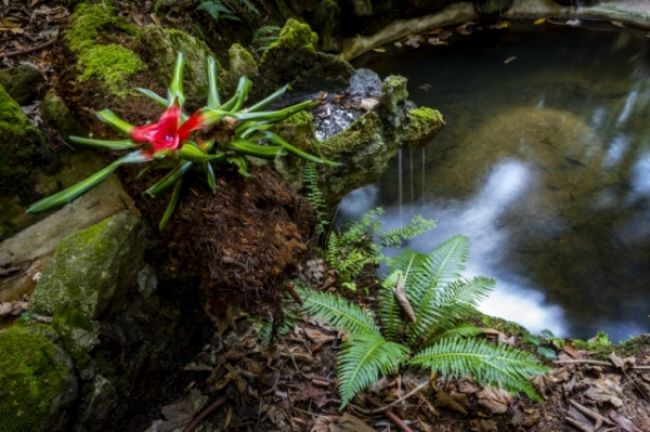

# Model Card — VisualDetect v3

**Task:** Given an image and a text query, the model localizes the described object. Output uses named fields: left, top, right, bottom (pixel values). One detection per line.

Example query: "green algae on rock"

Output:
left=0, top=325, right=77, bottom=432
left=29, top=211, right=146, bottom=320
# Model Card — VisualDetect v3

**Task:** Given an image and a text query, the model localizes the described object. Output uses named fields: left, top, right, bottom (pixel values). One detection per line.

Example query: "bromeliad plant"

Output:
left=28, top=52, right=336, bottom=228
left=298, top=235, right=549, bottom=408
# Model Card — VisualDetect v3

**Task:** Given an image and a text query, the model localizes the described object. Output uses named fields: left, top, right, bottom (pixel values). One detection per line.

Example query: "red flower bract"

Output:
left=130, top=102, right=205, bottom=155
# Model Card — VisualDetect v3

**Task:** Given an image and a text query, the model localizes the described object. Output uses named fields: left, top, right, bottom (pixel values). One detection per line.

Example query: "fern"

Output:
left=380, top=215, right=437, bottom=247
left=304, top=162, right=328, bottom=235
left=338, top=333, right=410, bottom=407
left=252, top=25, right=281, bottom=52
left=409, top=337, right=547, bottom=401
left=296, top=287, right=380, bottom=335
left=300, top=235, right=549, bottom=407
left=196, top=0, right=240, bottom=22
left=326, top=208, right=435, bottom=292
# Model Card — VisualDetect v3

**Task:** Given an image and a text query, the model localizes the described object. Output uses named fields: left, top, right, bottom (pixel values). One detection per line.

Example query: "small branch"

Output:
left=356, top=381, right=430, bottom=415
left=285, top=282, right=303, bottom=305
left=1, top=38, right=56, bottom=58
left=367, top=395, right=415, bottom=432
left=182, top=396, right=228, bottom=432
left=569, top=399, right=614, bottom=429
left=554, top=359, right=650, bottom=370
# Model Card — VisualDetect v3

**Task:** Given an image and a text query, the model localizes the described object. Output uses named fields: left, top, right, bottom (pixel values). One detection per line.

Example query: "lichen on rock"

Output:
left=29, top=211, right=146, bottom=320
left=0, top=324, right=77, bottom=432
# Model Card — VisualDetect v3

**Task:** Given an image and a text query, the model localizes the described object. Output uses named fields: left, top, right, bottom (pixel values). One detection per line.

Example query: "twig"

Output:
left=565, top=416, right=594, bottom=432
left=285, top=282, right=303, bottom=305
left=367, top=395, right=414, bottom=432
left=568, top=399, right=614, bottom=429
left=554, top=359, right=650, bottom=370
left=1, top=38, right=56, bottom=58
left=182, top=396, right=228, bottom=432
left=354, top=381, right=430, bottom=415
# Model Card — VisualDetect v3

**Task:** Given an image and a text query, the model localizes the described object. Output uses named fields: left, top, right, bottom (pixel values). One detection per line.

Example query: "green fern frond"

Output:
left=380, top=215, right=436, bottom=247
left=409, top=276, right=494, bottom=346
left=238, top=0, right=260, bottom=15
left=303, top=162, right=328, bottom=234
left=340, top=207, right=383, bottom=244
left=379, top=270, right=403, bottom=340
left=260, top=305, right=300, bottom=345
left=409, top=337, right=549, bottom=401
left=196, top=0, right=239, bottom=22
left=338, top=333, right=410, bottom=407
left=252, top=25, right=281, bottom=52
left=297, top=287, right=380, bottom=335
left=405, top=236, right=468, bottom=327
left=437, top=323, right=482, bottom=339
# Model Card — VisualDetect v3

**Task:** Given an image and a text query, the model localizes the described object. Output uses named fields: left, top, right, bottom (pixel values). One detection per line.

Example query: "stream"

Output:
left=342, top=23, right=650, bottom=341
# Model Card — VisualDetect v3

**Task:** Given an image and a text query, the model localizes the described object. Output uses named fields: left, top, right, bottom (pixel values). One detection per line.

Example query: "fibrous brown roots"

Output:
left=132, top=166, right=314, bottom=319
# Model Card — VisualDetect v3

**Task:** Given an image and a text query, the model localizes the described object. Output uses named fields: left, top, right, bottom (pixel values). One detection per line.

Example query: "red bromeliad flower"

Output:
left=130, top=102, right=206, bottom=155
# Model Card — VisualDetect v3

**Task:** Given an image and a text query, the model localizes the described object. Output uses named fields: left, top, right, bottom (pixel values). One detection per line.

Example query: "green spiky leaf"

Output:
left=338, top=333, right=409, bottom=407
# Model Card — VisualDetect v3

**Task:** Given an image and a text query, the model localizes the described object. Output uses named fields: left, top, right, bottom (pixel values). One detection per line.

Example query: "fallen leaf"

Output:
left=477, top=387, right=512, bottom=414
left=290, top=382, right=329, bottom=408
left=608, top=352, right=635, bottom=372
left=372, top=47, right=386, bottom=53
left=533, top=17, right=547, bottom=25
left=608, top=409, right=644, bottom=432
left=435, top=390, right=467, bottom=415
left=583, top=377, right=623, bottom=408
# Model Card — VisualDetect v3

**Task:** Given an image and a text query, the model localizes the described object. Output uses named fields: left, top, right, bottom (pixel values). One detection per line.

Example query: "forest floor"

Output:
left=1, top=1, right=650, bottom=431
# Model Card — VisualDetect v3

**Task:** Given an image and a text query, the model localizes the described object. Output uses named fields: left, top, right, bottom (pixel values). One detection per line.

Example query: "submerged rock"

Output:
left=0, top=324, right=78, bottom=432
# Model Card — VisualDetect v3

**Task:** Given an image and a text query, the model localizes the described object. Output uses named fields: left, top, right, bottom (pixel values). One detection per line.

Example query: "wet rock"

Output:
left=0, top=64, right=44, bottom=105
left=228, top=42, right=258, bottom=81
left=317, top=72, right=444, bottom=205
left=0, top=84, right=47, bottom=200
left=0, top=324, right=78, bottom=432
left=29, top=211, right=146, bottom=320
left=474, top=0, right=514, bottom=15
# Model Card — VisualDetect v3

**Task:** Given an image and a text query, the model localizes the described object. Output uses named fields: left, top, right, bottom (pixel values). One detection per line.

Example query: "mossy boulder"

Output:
left=41, top=90, right=85, bottom=136
left=228, top=43, right=258, bottom=81
left=0, top=64, right=44, bottom=105
left=0, top=84, right=47, bottom=199
left=29, top=211, right=146, bottom=321
left=65, top=2, right=143, bottom=96
left=256, top=19, right=354, bottom=96
left=403, top=106, right=445, bottom=147
left=474, top=0, right=514, bottom=15
left=0, top=324, right=77, bottom=432
left=141, top=26, right=225, bottom=103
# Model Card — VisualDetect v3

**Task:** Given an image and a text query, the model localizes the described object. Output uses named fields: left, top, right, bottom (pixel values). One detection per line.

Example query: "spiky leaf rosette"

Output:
left=409, top=337, right=549, bottom=401
left=296, top=287, right=380, bottom=335
left=338, top=333, right=410, bottom=408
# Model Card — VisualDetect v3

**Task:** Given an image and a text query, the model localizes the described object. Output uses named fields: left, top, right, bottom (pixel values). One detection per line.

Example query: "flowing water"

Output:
left=343, top=23, right=650, bottom=341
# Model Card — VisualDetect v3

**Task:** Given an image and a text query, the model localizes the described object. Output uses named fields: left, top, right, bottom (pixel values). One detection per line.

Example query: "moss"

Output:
left=66, top=2, right=142, bottom=96
left=41, top=90, right=84, bottom=136
left=0, top=325, right=74, bottom=432
left=66, top=1, right=138, bottom=54
left=269, top=18, right=318, bottom=52
left=77, top=44, right=143, bottom=95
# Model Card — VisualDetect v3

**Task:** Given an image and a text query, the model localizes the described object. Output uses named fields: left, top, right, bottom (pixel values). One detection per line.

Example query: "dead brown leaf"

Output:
left=477, top=387, right=512, bottom=414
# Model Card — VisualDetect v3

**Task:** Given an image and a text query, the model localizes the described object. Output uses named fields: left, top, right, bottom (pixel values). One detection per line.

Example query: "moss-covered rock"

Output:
left=228, top=43, right=258, bottom=80
left=41, top=90, right=85, bottom=136
left=403, top=106, right=445, bottom=147
left=268, top=18, right=318, bottom=51
left=65, top=2, right=143, bottom=96
left=0, top=84, right=46, bottom=199
left=272, top=111, right=318, bottom=190
left=141, top=25, right=223, bottom=102
left=256, top=19, right=354, bottom=96
left=474, top=0, right=514, bottom=15
left=29, top=211, right=146, bottom=320
left=0, top=324, right=77, bottom=432
left=0, top=64, right=44, bottom=105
